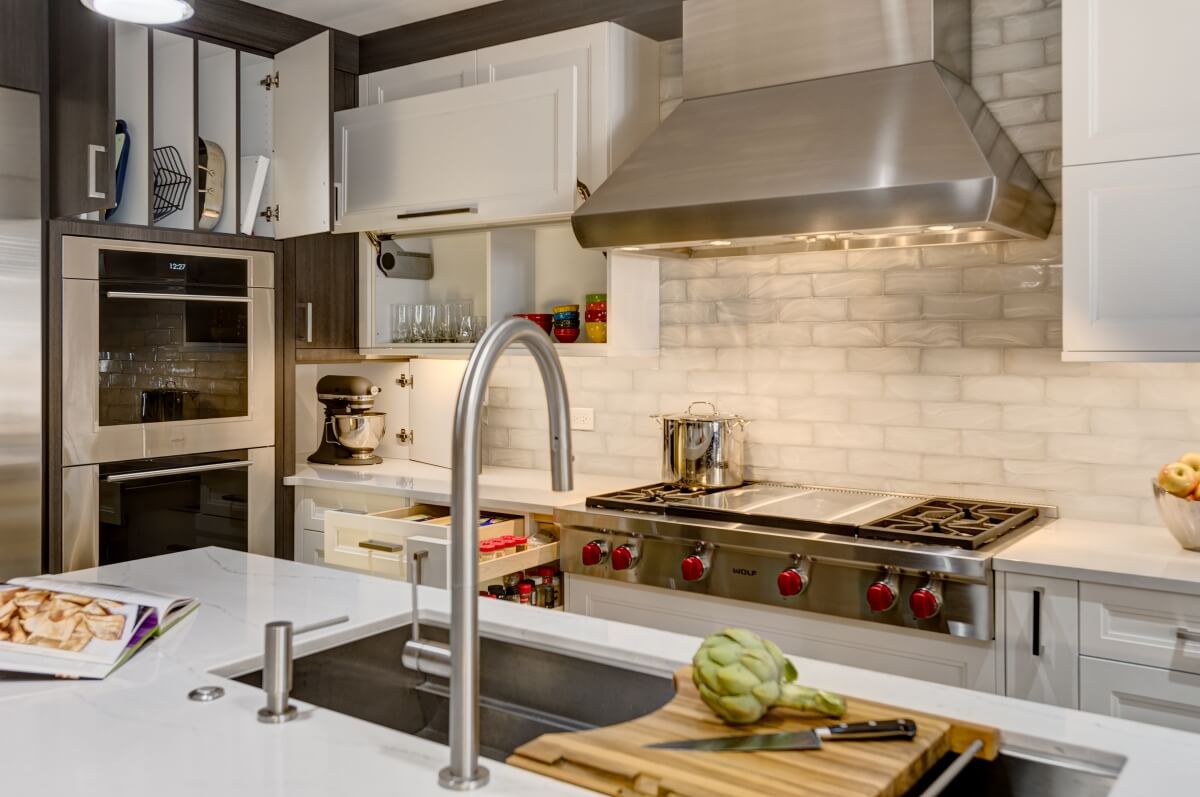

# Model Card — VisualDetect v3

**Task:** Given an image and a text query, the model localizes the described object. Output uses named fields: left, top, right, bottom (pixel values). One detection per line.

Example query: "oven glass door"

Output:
left=97, top=450, right=251, bottom=565
left=98, top=249, right=250, bottom=426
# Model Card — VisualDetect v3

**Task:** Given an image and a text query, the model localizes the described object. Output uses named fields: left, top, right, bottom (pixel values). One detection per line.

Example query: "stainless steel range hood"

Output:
left=572, top=0, right=1056, bottom=258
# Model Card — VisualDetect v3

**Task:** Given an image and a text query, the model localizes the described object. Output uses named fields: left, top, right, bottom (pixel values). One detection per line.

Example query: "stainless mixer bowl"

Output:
left=332, top=412, right=387, bottom=459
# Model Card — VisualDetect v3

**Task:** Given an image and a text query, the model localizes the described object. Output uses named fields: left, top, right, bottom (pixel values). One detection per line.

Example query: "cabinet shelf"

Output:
left=479, top=541, right=559, bottom=583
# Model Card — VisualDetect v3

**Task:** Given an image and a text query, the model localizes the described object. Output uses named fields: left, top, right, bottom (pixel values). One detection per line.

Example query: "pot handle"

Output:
left=687, top=401, right=719, bottom=417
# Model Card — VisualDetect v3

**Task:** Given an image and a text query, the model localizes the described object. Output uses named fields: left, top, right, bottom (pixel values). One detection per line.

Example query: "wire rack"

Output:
left=152, top=145, right=191, bottom=222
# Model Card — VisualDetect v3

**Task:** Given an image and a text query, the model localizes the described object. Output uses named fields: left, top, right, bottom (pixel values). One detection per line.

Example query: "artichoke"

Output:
left=692, top=627, right=846, bottom=725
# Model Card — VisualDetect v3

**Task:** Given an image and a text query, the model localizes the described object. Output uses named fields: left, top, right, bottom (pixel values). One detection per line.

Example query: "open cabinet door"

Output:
left=272, top=31, right=331, bottom=238
left=409, top=359, right=468, bottom=469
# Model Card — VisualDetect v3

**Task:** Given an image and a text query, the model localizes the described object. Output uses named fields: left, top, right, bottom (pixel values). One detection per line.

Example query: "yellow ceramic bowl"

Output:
left=552, top=304, right=580, bottom=314
left=585, top=322, right=607, bottom=343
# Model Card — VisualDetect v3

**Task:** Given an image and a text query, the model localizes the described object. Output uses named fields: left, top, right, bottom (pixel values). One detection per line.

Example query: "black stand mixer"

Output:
left=309, top=375, right=387, bottom=466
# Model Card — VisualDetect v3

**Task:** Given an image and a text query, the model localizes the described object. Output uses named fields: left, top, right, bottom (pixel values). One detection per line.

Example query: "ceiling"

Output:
left=242, top=0, right=499, bottom=35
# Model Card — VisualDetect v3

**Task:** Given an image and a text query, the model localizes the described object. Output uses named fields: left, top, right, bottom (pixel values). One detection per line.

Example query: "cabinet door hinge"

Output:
left=261, top=72, right=279, bottom=90
left=395, top=375, right=413, bottom=388
left=260, top=205, right=279, bottom=222
left=395, top=429, right=413, bottom=444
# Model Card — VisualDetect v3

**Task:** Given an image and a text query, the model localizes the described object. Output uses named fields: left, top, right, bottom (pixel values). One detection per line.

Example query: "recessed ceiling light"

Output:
left=926, top=224, right=956, bottom=233
left=81, top=0, right=194, bottom=25
left=618, top=246, right=643, bottom=251
left=708, top=240, right=733, bottom=247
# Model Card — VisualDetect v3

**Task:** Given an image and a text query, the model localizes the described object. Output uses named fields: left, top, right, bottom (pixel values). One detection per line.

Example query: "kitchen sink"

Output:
left=234, top=624, right=677, bottom=760
left=236, top=626, right=1121, bottom=796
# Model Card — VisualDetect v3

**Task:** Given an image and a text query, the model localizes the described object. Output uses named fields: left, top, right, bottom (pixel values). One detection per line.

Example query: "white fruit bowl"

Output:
left=1152, top=480, right=1200, bottom=552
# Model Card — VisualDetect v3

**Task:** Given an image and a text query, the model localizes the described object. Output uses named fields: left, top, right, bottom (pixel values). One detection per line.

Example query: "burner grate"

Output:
left=858, top=499, right=1038, bottom=549
left=586, top=483, right=719, bottom=512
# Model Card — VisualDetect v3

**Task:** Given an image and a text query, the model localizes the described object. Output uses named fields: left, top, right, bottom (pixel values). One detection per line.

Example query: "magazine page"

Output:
left=0, top=585, right=154, bottom=670
left=9, top=577, right=196, bottom=628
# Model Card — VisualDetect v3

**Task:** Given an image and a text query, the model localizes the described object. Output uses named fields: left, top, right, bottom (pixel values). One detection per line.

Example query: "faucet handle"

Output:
left=257, top=621, right=298, bottom=724
left=402, top=548, right=452, bottom=679
left=409, top=549, right=427, bottom=642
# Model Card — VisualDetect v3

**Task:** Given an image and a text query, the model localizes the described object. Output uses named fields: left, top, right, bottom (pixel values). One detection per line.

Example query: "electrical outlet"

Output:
left=570, top=407, right=595, bottom=431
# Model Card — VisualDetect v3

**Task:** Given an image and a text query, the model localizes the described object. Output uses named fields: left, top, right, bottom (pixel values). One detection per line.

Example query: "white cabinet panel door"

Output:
left=1080, top=582, right=1200, bottom=677
left=359, top=52, right=478, bottom=105
left=1004, top=572, right=1079, bottom=708
left=566, top=575, right=998, bottom=692
left=477, top=24, right=604, bottom=192
left=335, top=67, right=577, bottom=234
left=1080, top=656, right=1200, bottom=734
left=1063, top=155, right=1200, bottom=357
left=273, top=31, right=331, bottom=238
left=1064, top=0, right=1200, bottom=166
left=409, top=359, right=468, bottom=469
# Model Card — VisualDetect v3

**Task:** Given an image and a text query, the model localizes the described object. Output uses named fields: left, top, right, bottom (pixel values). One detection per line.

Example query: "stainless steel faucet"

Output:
left=402, top=317, right=574, bottom=791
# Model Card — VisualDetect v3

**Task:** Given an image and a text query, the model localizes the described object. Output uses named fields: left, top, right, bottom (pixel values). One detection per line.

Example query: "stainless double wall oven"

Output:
left=60, top=237, right=275, bottom=571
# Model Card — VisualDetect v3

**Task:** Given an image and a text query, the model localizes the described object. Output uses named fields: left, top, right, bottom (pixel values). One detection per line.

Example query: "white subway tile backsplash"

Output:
left=1046, top=377, right=1139, bottom=408
left=886, top=427, right=962, bottom=455
left=850, top=399, right=921, bottom=426
left=779, top=251, right=849, bottom=274
left=813, top=323, right=884, bottom=348
left=660, top=280, right=688, bottom=303
left=717, top=255, right=777, bottom=276
left=848, top=296, right=922, bottom=321
left=746, top=323, right=813, bottom=347
left=688, top=324, right=747, bottom=347
left=747, top=275, right=812, bottom=299
left=963, top=265, right=1047, bottom=292
left=922, top=243, right=1003, bottom=268
left=962, top=430, right=1046, bottom=459
left=813, top=272, right=883, bottom=297
left=974, top=39, right=1045, bottom=75
left=922, top=294, right=1003, bottom=320
left=963, top=320, right=1046, bottom=347
left=1003, top=459, right=1091, bottom=492
left=847, top=348, right=922, bottom=374
left=778, top=298, right=848, bottom=322
left=924, top=455, right=1005, bottom=485
left=1002, top=403, right=1089, bottom=433
left=781, top=397, right=849, bottom=423
left=814, top=372, right=884, bottom=399
left=884, top=268, right=963, bottom=295
left=922, top=402, right=1003, bottom=430
left=662, top=302, right=717, bottom=325
left=746, top=421, right=814, bottom=447
left=921, top=348, right=1004, bottom=375
left=1046, top=433, right=1141, bottom=465
left=885, top=322, right=962, bottom=347
left=688, top=277, right=747, bottom=301
left=846, top=248, right=921, bottom=271
left=815, top=423, right=886, bottom=449
left=987, top=96, right=1046, bottom=127
left=778, top=446, right=849, bottom=473
left=749, top=370, right=815, bottom=396
left=716, top=299, right=780, bottom=323
left=885, top=374, right=962, bottom=402
left=1001, top=64, right=1061, bottom=98
left=778, top=348, right=848, bottom=372
left=715, top=347, right=781, bottom=371
left=962, top=375, right=1045, bottom=403
left=974, top=0, right=1046, bottom=21
left=1002, top=8, right=1061, bottom=41
left=662, top=259, right=716, bottom=279
left=1003, top=236, right=1062, bottom=264
left=847, top=450, right=922, bottom=479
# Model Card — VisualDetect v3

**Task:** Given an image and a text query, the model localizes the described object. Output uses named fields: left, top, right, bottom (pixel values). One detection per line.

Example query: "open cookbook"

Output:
left=0, top=578, right=199, bottom=679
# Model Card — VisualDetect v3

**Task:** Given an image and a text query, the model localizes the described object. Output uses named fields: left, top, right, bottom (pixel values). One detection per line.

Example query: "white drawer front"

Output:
left=324, top=503, right=450, bottom=578
left=1080, top=582, right=1200, bottom=677
left=1080, top=656, right=1200, bottom=734
left=299, top=488, right=412, bottom=532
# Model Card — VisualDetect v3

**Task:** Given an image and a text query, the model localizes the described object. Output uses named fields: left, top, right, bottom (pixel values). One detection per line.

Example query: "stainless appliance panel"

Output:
left=61, top=236, right=275, bottom=466
left=60, top=447, right=274, bottom=571
left=0, top=87, right=42, bottom=578
left=677, top=484, right=923, bottom=526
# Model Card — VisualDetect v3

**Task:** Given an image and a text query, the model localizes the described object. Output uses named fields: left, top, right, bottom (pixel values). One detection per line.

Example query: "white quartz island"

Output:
left=2, top=549, right=1196, bottom=796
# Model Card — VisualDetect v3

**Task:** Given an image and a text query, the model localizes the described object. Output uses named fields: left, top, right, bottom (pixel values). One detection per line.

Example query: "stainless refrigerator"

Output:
left=0, top=86, right=43, bottom=578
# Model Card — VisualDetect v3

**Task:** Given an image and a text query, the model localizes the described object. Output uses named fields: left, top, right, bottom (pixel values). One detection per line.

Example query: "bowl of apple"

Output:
left=1153, top=453, right=1200, bottom=551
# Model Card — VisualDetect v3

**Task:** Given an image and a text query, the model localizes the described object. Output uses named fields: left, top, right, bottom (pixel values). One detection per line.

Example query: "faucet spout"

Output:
left=422, top=317, right=573, bottom=791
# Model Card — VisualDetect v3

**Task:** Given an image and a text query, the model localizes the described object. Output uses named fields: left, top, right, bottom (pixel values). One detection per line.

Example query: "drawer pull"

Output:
left=1177, top=627, right=1200, bottom=644
left=1031, top=588, right=1043, bottom=657
left=359, top=540, right=403, bottom=553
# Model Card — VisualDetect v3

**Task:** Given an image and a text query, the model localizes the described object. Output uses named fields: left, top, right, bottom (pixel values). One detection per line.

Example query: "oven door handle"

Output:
left=106, top=291, right=253, bottom=304
left=105, top=460, right=254, bottom=483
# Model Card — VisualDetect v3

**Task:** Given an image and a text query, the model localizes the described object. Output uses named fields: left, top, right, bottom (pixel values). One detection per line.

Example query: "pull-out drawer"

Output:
left=1080, top=583, right=1200, bottom=677
left=1080, top=656, right=1200, bottom=734
left=323, top=503, right=525, bottom=579
left=297, top=487, right=411, bottom=533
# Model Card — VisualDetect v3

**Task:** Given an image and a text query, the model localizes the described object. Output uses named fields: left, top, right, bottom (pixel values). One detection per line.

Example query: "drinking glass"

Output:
left=390, top=303, right=412, bottom=343
left=412, top=303, right=435, bottom=343
left=439, top=302, right=458, bottom=343
left=468, top=314, right=487, bottom=343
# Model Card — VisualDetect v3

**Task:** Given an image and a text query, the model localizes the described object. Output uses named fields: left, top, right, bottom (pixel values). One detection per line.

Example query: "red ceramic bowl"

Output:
left=553, top=326, right=580, bottom=343
left=586, top=301, right=607, bottom=312
left=514, top=313, right=553, bottom=333
left=585, top=308, right=608, bottom=323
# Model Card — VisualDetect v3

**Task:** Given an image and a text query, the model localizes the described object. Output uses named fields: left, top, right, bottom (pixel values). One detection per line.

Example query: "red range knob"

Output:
left=910, top=586, right=943, bottom=620
left=777, top=568, right=808, bottom=597
left=866, top=580, right=898, bottom=612
left=581, top=540, right=608, bottom=567
left=680, top=555, right=706, bottom=582
left=611, top=545, right=637, bottom=571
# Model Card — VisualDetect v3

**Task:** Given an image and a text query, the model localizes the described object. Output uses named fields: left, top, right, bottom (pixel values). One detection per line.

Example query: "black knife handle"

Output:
left=820, top=719, right=917, bottom=741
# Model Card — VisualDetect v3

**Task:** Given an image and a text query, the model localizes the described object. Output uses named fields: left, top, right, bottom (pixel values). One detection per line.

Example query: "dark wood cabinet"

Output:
left=47, top=0, right=115, bottom=218
left=289, top=232, right=360, bottom=359
left=0, top=0, right=45, bottom=93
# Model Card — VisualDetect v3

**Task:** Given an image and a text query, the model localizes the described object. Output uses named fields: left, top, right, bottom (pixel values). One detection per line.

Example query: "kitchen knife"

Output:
left=645, top=719, right=917, bottom=752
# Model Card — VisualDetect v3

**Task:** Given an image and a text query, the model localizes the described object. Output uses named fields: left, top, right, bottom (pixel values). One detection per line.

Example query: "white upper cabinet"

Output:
left=334, top=67, right=578, bottom=234
left=1063, top=155, right=1200, bottom=358
left=271, top=31, right=333, bottom=239
left=359, top=52, right=478, bottom=105
left=476, top=22, right=660, bottom=193
left=1063, top=1, right=1200, bottom=167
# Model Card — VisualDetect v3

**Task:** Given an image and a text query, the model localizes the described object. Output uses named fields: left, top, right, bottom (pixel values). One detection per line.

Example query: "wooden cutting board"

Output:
left=509, top=667, right=997, bottom=797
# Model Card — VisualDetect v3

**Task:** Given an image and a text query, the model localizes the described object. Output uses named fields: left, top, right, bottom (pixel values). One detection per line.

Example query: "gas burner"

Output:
left=858, top=499, right=1039, bottom=549
left=586, top=483, right=725, bottom=512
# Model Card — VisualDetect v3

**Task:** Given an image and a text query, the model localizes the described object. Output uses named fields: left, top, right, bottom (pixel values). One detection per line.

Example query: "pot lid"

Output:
left=660, top=401, right=746, bottom=423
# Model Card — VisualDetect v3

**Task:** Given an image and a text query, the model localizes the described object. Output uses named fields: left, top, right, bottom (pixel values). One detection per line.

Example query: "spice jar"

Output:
left=513, top=536, right=529, bottom=553
left=517, top=582, right=533, bottom=605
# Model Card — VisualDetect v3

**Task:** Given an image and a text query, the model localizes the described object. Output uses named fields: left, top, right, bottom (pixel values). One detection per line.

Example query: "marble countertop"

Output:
left=284, top=460, right=642, bottom=515
left=995, top=517, right=1200, bottom=594
left=2, top=548, right=1198, bottom=796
